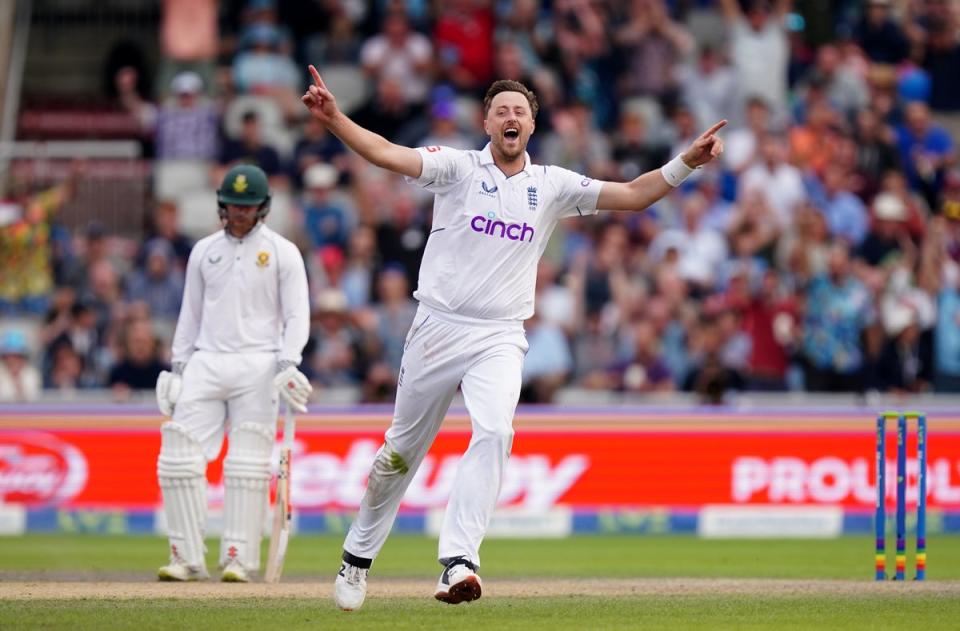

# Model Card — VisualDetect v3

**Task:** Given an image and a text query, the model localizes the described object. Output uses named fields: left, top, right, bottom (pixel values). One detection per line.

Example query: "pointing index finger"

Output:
left=308, top=64, right=325, bottom=89
left=703, top=119, right=727, bottom=137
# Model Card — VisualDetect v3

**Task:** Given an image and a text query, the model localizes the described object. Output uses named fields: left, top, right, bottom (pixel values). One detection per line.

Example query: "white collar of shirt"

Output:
left=479, top=143, right=535, bottom=178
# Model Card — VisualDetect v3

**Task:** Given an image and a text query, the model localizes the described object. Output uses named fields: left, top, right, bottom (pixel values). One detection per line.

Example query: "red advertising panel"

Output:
left=1, top=409, right=959, bottom=511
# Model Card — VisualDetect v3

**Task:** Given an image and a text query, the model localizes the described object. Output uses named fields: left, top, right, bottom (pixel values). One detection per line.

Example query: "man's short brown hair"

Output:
left=483, top=80, right=539, bottom=119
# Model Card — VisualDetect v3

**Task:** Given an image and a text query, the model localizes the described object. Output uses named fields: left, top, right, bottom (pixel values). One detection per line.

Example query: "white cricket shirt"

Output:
left=409, top=143, right=603, bottom=321
left=171, top=222, right=310, bottom=366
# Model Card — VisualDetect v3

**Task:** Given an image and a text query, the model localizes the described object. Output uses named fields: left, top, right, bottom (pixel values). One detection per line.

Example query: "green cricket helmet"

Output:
left=217, top=164, right=271, bottom=219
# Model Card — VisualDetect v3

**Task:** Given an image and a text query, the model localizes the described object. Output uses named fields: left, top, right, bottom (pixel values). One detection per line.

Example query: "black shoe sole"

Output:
left=435, top=576, right=482, bottom=604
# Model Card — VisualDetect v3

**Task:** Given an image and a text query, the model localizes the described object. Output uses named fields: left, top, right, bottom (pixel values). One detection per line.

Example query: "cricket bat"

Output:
left=265, top=403, right=295, bottom=583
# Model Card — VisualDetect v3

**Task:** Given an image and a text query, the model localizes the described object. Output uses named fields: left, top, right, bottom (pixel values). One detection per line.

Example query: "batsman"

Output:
left=154, top=164, right=311, bottom=582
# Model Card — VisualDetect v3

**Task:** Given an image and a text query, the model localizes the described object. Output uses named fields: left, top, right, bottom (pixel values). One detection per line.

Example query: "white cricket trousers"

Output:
left=344, top=304, right=528, bottom=568
left=173, top=351, right=279, bottom=458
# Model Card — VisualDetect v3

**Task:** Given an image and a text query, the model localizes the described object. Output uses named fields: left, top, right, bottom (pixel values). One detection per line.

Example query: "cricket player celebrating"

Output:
left=154, top=164, right=311, bottom=582
left=302, top=65, right=724, bottom=609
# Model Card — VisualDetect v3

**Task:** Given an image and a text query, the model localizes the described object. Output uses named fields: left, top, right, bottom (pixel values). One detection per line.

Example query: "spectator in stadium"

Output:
left=156, top=72, right=219, bottom=161
left=520, top=310, right=573, bottom=402
left=719, top=0, right=791, bottom=120
left=350, top=76, right=426, bottom=143
left=308, top=288, right=362, bottom=387
left=934, top=256, right=960, bottom=392
left=739, top=268, right=797, bottom=390
left=800, top=242, right=873, bottom=391
left=615, top=319, right=674, bottom=394
left=109, top=320, right=170, bottom=398
left=44, top=301, right=104, bottom=388
left=232, top=22, right=301, bottom=119
left=0, top=176, right=75, bottom=315
left=360, top=10, right=433, bottom=107
left=722, top=96, right=772, bottom=174
left=0, top=330, right=41, bottom=402
left=740, top=133, right=807, bottom=228
left=417, top=96, right=478, bottom=151
left=809, top=163, right=869, bottom=247
left=853, top=0, right=909, bottom=64
left=217, top=110, right=287, bottom=187
left=613, top=0, right=695, bottom=101
left=856, top=192, right=911, bottom=267
left=124, top=238, right=184, bottom=321
left=611, top=106, right=671, bottom=183
left=434, top=0, right=496, bottom=92
left=300, top=163, right=354, bottom=251
left=142, top=201, right=194, bottom=272
left=293, top=116, right=348, bottom=188
left=371, top=185, right=427, bottom=291
left=683, top=313, right=745, bottom=403
left=677, top=45, right=739, bottom=130
left=370, top=265, right=418, bottom=376
left=45, top=342, right=91, bottom=392
left=340, top=224, right=377, bottom=309
left=853, top=106, right=901, bottom=199
left=896, top=100, right=956, bottom=209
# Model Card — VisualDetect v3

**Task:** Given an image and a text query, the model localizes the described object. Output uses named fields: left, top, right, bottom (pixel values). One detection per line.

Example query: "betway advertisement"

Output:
left=1, top=408, right=959, bottom=511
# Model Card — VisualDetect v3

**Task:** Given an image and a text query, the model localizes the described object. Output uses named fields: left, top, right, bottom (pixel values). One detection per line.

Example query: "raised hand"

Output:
left=301, top=64, right=340, bottom=125
left=681, top=120, right=727, bottom=168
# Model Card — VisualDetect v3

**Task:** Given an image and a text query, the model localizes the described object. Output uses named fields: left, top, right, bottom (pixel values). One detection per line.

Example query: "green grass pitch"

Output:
left=2, top=534, right=959, bottom=630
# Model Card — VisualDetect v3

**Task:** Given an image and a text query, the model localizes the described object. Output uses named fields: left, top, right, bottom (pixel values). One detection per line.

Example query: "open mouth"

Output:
left=504, top=127, right=519, bottom=140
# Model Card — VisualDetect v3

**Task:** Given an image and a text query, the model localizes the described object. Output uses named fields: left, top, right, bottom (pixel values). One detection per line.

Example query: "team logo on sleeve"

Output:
left=256, top=251, right=270, bottom=267
left=527, top=186, right=538, bottom=212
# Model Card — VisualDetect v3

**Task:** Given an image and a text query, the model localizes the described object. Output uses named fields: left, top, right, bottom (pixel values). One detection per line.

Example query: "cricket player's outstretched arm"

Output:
left=596, top=119, right=726, bottom=213
left=301, top=64, right=422, bottom=179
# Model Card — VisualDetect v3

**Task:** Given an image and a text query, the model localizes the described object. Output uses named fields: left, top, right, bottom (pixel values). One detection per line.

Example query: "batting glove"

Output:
left=156, top=370, right=182, bottom=417
left=274, top=365, right=313, bottom=413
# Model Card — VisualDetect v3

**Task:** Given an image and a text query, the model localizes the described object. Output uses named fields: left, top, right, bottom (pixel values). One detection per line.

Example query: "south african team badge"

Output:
left=256, top=251, right=270, bottom=267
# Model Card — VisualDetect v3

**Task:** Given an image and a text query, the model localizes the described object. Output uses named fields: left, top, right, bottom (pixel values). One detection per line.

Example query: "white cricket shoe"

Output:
left=157, top=561, right=209, bottom=582
left=434, top=558, right=482, bottom=604
left=334, top=562, right=369, bottom=611
left=220, top=559, right=250, bottom=583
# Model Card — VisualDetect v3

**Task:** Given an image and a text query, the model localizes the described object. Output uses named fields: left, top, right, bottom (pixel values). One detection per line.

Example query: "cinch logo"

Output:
left=471, top=213, right=535, bottom=243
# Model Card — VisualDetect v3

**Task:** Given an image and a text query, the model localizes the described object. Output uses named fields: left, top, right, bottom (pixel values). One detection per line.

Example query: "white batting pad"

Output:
left=220, top=422, right=273, bottom=571
left=157, top=422, right=208, bottom=568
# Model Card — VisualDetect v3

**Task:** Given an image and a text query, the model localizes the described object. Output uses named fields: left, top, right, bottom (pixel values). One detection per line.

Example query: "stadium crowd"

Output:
left=2, top=0, right=960, bottom=403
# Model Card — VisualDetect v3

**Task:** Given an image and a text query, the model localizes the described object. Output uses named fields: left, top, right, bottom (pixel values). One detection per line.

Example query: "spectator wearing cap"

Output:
left=300, top=164, right=355, bottom=251
left=416, top=94, right=477, bottom=151
left=156, top=72, right=219, bottom=161
left=124, top=238, right=185, bottom=321
left=875, top=301, right=930, bottom=392
left=856, top=192, right=911, bottom=267
left=0, top=330, right=41, bottom=402
left=308, top=288, right=363, bottom=387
